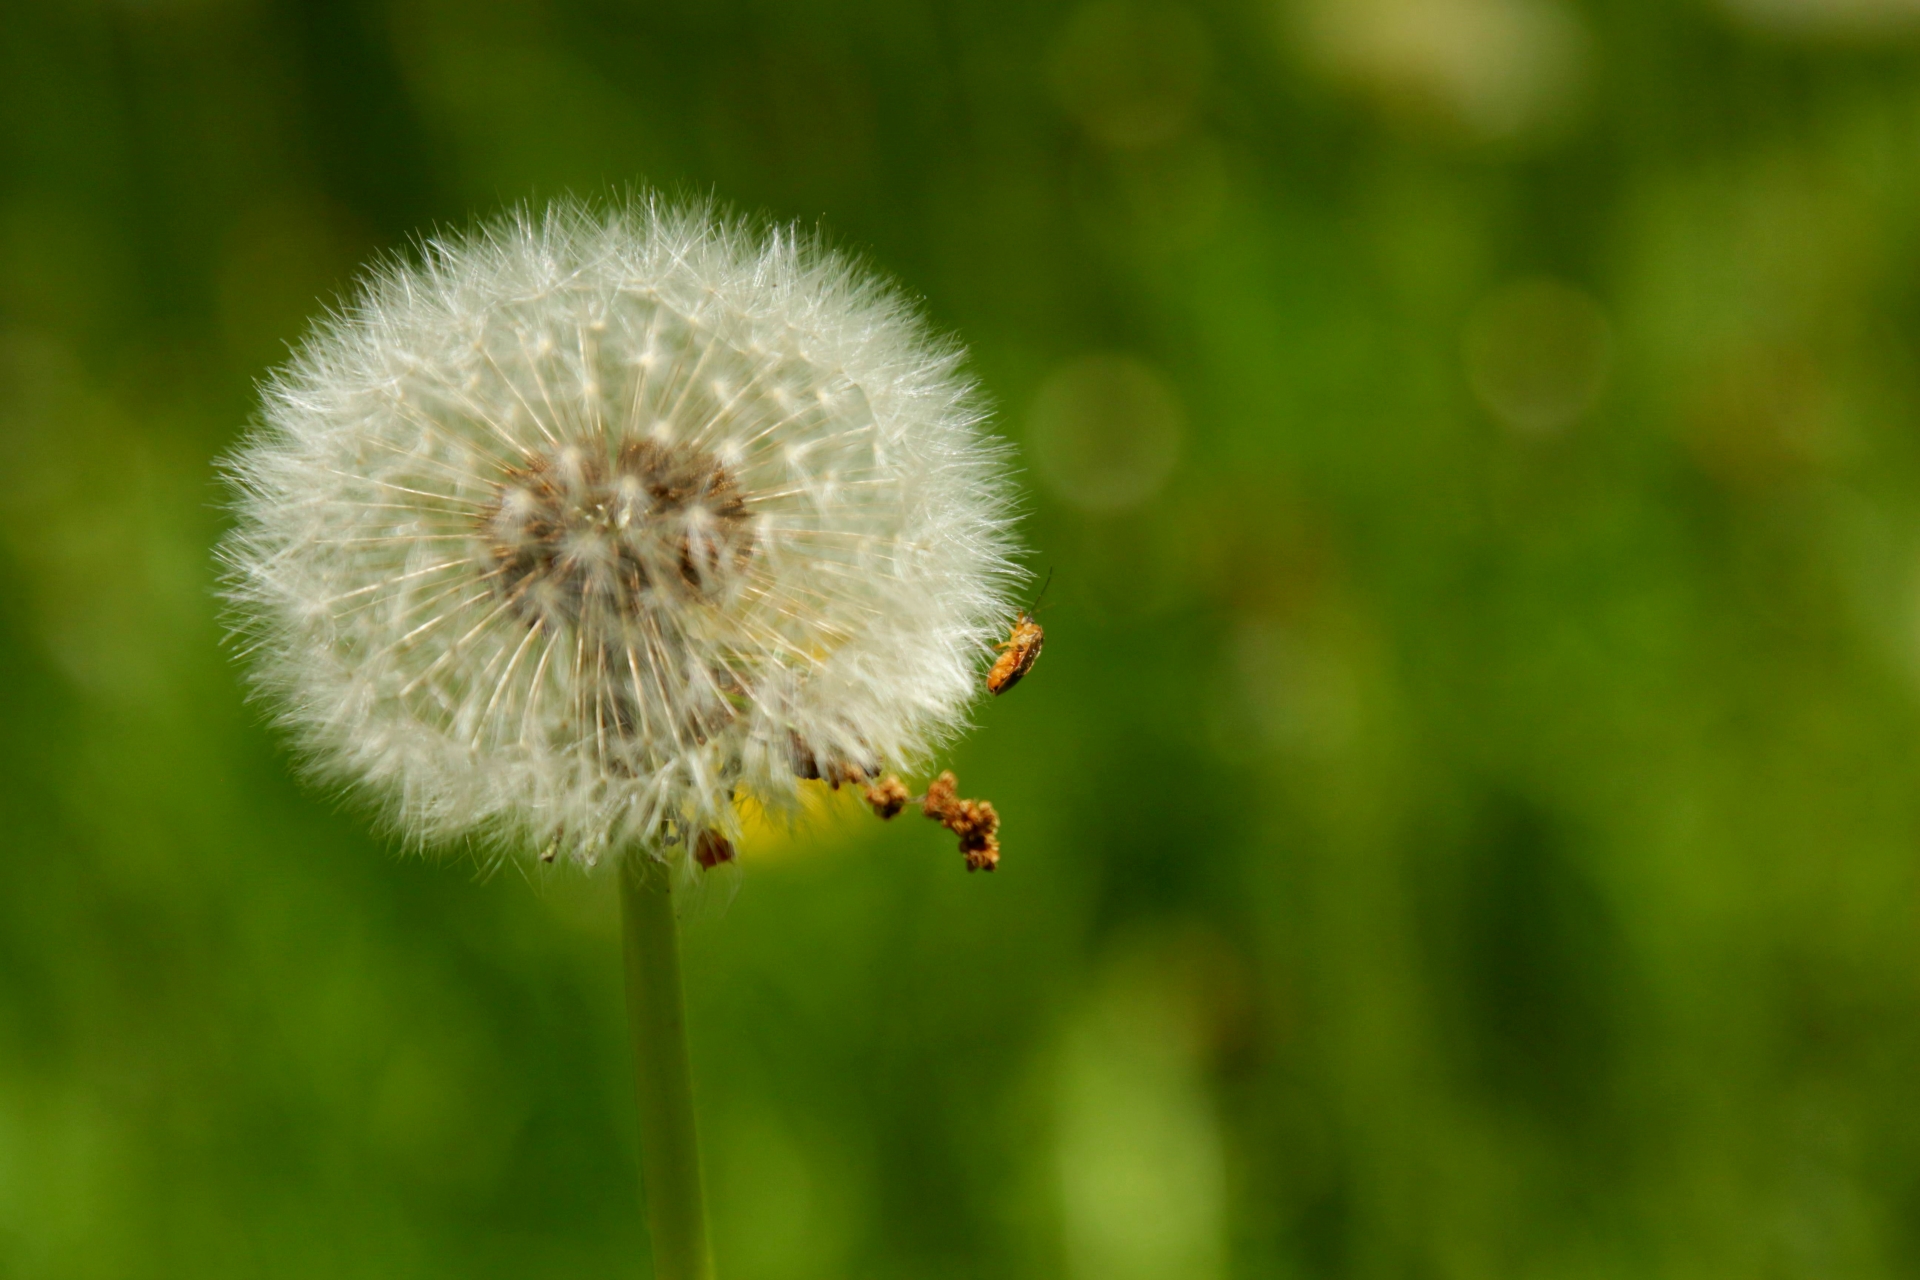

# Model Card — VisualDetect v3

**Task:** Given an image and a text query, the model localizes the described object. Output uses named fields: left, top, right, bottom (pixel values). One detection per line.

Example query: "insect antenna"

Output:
left=1027, top=567, right=1055, bottom=617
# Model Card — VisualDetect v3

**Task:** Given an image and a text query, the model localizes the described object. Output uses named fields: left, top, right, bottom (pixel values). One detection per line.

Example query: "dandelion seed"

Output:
left=220, top=198, right=1022, bottom=874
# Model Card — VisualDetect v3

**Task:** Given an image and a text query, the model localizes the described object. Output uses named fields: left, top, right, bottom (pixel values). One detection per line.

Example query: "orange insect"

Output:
left=986, top=571, right=1050, bottom=696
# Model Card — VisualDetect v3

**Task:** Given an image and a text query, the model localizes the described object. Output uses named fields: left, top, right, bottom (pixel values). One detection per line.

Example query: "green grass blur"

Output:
left=6, top=0, right=1920, bottom=1276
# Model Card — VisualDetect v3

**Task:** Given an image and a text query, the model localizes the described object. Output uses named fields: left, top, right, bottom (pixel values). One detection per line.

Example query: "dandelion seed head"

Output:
left=221, top=198, right=1020, bottom=871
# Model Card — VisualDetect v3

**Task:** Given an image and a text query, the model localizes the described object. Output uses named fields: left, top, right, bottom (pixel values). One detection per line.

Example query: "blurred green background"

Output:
left=6, top=0, right=1920, bottom=1276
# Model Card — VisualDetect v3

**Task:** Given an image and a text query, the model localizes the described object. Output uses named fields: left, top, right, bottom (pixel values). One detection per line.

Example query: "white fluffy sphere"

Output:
left=222, top=200, right=1020, bottom=870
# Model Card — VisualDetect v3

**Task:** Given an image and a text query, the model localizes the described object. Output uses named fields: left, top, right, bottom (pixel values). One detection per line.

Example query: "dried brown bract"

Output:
left=918, top=770, right=1002, bottom=872
left=947, top=799, right=1001, bottom=873
left=864, top=775, right=911, bottom=819
left=922, top=770, right=959, bottom=820
left=694, top=830, right=736, bottom=869
left=961, top=833, right=1000, bottom=873
left=827, top=760, right=872, bottom=789
left=790, top=732, right=876, bottom=789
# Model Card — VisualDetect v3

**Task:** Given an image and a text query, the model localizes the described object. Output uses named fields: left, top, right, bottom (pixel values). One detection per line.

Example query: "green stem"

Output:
left=619, top=856, right=714, bottom=1280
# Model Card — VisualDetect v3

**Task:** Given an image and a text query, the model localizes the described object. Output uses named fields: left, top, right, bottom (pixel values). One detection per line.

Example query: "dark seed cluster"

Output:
left=485, top=439, right=754, bottom=629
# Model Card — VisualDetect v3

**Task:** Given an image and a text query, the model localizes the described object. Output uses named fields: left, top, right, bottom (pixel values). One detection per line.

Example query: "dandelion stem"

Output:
left=619, top=855, right=714, bottom=1280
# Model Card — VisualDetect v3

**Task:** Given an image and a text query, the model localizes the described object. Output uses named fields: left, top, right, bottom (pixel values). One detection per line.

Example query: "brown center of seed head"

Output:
left=484, top=438, right=754, bottom=629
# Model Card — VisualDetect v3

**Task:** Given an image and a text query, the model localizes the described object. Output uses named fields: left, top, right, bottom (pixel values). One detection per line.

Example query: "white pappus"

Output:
left=220, top=198, right=1022, bottom=872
